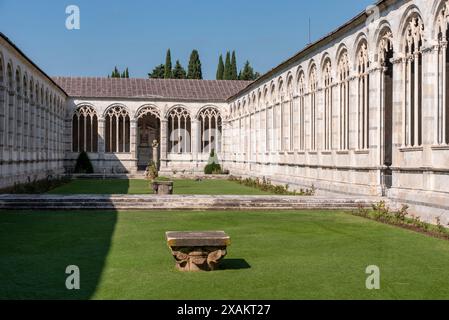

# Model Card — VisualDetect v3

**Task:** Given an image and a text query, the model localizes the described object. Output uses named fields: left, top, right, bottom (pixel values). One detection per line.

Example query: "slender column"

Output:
left=159, top=119, right=168, bottom=169
left=441, top=42, right=448, bottom=145
left=406, top=57, right=412, bottom=147
left=97, top=118, right=105, bottom=157
left=265, top=106, right=268, bottom=153
left=413, top=53, right=420, bottom=146
left=364, top=74, right=369, bottom=149
left=130, top=119, right=137, bottom=161
left=191, top=118, right=200, bottom=165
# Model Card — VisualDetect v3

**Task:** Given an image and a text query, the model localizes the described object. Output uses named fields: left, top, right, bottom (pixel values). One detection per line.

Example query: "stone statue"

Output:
left=152, top=140, right=159, bottom=165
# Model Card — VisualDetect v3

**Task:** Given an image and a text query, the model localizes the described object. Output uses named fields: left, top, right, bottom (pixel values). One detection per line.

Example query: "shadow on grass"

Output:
left=220, top=259, right=251, bottom=270
left=0, top=177, right=128, bottom=299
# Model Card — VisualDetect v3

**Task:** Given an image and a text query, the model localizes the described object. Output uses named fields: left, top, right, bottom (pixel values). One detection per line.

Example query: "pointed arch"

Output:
left=72, top=104, right=98, bottom=153
left=167, top=105, right=191, bottom=154
left=401, top=11, right=425, bottom=147
left=338, top=48, right=350, bottom=150
left=198, top=105, right=222, bottom=154
left=323, top=56, right=333, bottom=150
left=356, top=39, right=370, bottom=150
left=104, top=104, right=130, bottom=153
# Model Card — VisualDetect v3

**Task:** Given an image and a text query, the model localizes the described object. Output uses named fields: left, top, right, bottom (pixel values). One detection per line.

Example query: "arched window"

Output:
left=278, top=80, right=284, bottom=151
left=286, top=77, right=293, bottom=151
left=72, top=105, right=98, bottom=153
left=403, top=16, right=424, bottom=147
left=309, top=65, right=318, bottom=150
left=15, top=69, right=21, bottom=148
left=105, top=105, right=130, bottom=153
left=199, top=107, right=222, bottom=153
left=323, top=59, right=333, bottom=150
left=23, top=75, right=28, bottom=151
left=338, top=51, right=350, bottom=150
left=168, top=106, right=191, bottom=153
left=298, top=72, right=306, bottom=151
left=436, top=3, right=449, bottom=145
left=357, top=42, right=369, bottom=150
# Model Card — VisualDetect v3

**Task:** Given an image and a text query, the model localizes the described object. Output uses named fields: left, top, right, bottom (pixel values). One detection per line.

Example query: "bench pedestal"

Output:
left=166, top=231, right=231, bottom=272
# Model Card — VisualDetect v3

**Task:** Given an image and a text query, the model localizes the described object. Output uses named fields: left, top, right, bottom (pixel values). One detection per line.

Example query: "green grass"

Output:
left=1, top=210, right=449, bottom=300
left=47, top=179, right=273, bottom=195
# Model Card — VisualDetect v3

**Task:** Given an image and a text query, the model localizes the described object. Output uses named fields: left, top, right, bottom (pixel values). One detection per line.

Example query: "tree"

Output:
left=239, top=61, right=258, bottom=81
left=111, top=66, right=120, bottom=78
left=110, top=66, right=129, bottom=78
left=216, top=55, right=224, bottom=80
left=230, top=51, right=238, bottom=80
left=172, top=60, right=187, bottom=79
left=187, top=50, right=203, bottom=79
left=164, top=49, right=172, bottom=79
left=74, top=151, right=94, bottom=174
left=148, top=64, right=165, bottom=79
left=223, top=51, right=231, bottom=80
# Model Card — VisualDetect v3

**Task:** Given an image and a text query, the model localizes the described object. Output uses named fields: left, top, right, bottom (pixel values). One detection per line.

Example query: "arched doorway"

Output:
left=136, top=107, right=161, bottom=170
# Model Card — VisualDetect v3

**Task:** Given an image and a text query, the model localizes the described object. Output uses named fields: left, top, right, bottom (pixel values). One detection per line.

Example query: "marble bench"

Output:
left=166, top=231, right=231, bottom=272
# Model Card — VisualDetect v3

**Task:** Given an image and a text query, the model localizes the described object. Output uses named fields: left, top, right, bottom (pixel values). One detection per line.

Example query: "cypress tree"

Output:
left=111, top=66, right=120, bottom=78
left=121, top=70, right=126, bottom=78
left=125, top=67, right=129, bottom=78
left=164, top=49, right=172, bottom=79
left=187, top=50, right=202, bottom=79
left=216, top=55, right=224, bottom=80
left=230, top=51, right=238, bottom=80
left=239, top=61, right=256, bottom=81
left=223, top=51, right=231, bottom=80
left=172, top=60, right=187, bottom=79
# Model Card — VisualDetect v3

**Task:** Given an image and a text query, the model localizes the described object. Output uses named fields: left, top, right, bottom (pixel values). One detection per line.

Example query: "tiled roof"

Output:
left=52, top=77, right=253, bottom=101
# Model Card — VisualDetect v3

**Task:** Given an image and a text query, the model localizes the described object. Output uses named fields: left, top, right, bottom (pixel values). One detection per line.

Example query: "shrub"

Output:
left=74, top=151, right=94, bottom=174
left=145, top=161, right=158, bottom=180
left=204, top=149, right=222, bottom=175
left=228, top=176, right=315, bottom=196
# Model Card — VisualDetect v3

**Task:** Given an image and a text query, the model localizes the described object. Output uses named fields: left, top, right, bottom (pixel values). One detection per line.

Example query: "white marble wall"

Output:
left=224, top=0, right=449, bottom=221
left=0, top=37, right=66, bottom=189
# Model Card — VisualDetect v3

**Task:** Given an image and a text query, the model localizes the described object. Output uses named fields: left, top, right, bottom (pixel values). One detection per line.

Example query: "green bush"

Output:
left=145, top=161, right=159, bottom=180
left=204, top=163, right=222, bottom=175
left=204, top=149, right=222, bottom=175
left=74, top=151, right=94, bottom=174
left=228, top=176, right=315, bottom=196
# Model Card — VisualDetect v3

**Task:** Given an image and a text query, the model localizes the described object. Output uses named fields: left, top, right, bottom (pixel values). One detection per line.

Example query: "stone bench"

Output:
left=166, top=231, right=231, bottom=272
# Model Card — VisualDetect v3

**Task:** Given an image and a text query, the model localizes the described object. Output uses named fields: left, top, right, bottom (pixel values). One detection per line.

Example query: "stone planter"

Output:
left=152, top=181, right=174, bottom=195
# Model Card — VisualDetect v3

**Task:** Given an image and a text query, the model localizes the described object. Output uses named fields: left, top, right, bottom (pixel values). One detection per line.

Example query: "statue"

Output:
left=152, top=140, right=159, bottom=165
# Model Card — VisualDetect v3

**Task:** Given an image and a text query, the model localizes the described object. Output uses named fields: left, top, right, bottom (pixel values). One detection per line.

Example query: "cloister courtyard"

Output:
left=1, top=0, right=449, bottom=302
left=0, top=177, right=449, bottom=300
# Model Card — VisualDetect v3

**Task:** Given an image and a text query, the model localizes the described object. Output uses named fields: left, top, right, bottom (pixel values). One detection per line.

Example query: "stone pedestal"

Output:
left=152, top=181, right=173, bottom=194
left=166, top=231, right=231, bottom=272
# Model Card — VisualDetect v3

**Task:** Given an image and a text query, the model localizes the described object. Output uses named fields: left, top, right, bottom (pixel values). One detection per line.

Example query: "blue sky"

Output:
left=0, top=0, right=374, bottom=79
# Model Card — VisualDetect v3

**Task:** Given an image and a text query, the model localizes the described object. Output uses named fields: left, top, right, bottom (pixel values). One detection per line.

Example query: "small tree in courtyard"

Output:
left=74, top=151, right=94, bottom=174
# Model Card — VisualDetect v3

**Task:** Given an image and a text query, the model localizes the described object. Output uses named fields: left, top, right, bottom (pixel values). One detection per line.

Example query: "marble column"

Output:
left=130, top=119, right=137, bottom=171
left=191, top=118, right=200, bottom=169
left=160, top=119, right=168, bottom=170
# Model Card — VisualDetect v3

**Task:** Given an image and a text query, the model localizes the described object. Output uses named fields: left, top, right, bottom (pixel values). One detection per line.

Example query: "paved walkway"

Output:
left=0, top=194, right=382, bottom=210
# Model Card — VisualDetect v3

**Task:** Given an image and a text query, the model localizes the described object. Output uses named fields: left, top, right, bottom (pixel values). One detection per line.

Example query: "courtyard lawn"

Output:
left=47, top=179, right=273, bottom=195
left=1, top=210, right=449, bottom=300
